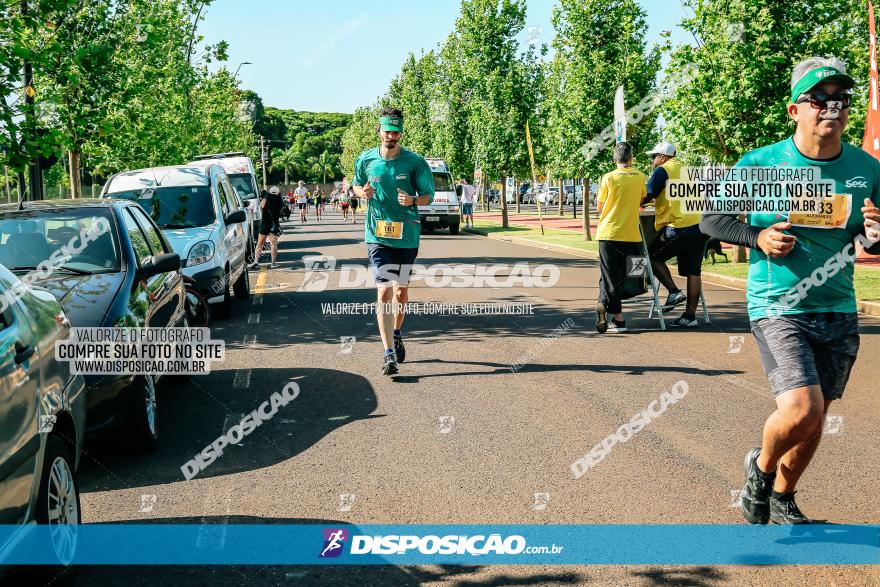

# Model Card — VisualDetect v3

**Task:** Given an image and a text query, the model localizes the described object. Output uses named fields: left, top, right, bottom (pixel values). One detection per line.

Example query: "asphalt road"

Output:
left=30, top=205, right=880, bottom=586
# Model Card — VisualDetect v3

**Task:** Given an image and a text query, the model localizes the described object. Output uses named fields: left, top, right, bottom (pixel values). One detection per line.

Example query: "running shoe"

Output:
left=382, top=353, right=398, bottom=376
left=741, top=448, right=776, bottom=525
left=606, top=319, right=627, bottom=333
left=769, top=492, right=812, bottom=524
left=669, top=314, right=698, bottom=328
left=270, top=263, right=278, bottom=269
left=662, top=290, right=687, bottom=312
left=595, top=303, right=608, bottom=334
left=393, top=333, right=406, bottom=363
left=249, top=259, right=261, bottom=269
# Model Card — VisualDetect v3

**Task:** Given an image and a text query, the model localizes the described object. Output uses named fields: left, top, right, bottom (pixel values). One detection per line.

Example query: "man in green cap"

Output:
left=701, top=57, right=880, bottom=524
left=353, top=107, right=435, bottom=376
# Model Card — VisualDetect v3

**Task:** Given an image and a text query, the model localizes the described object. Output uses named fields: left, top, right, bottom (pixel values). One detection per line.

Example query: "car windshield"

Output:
left=0, top=208, right=120, bottom=274
left=108, top=186, right=215, bottom=228
left=433, top=173, right=455, bottom=192
left=229, top=173, right=257, bottom=200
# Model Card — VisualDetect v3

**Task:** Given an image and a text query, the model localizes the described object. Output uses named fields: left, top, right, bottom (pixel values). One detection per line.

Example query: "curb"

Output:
left=464, top=227, right=880, bottom=318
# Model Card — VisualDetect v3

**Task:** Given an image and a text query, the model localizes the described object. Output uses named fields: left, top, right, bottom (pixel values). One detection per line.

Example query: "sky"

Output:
left=199, top=0, right=694, bottom=114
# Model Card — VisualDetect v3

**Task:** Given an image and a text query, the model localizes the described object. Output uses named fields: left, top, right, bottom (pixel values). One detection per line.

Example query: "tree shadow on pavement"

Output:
left=79, top=368, right=380, bottom=491
left=630, top=566, right=726, bottom=586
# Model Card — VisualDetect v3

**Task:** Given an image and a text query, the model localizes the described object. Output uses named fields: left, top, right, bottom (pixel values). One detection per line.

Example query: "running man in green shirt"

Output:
left=353, top=108, right=435, bottom=376
left=701, top=57, right=880, bottom=525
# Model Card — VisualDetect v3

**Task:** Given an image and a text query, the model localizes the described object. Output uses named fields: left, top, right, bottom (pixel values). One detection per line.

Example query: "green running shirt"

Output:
left=354, top=147, right=435, bottom=249
left=736, top=137, right=880, bottom=319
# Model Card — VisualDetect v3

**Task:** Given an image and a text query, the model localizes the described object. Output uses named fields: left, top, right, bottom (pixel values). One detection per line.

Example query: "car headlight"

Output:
left=186, top=241, right=215, bottom=267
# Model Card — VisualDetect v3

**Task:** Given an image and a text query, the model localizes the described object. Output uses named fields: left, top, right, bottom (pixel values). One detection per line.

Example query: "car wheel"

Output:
left=125, top=374, right=159, bottom=451
left=36, top=435, right=81, bottom=567
left=215, top=269, right=232, bottom=319
left=449, top=223, right=460, bottom=235
left=173, top=317, right=194, bottom=383
left=233, top=263, right=250, bottom=299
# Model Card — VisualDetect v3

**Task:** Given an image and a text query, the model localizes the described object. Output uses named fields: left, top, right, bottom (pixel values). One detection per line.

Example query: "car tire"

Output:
left=16, top=434, right=82, bottom=584
left=215, top=268, right=232, bottom=319
left=172, top=317, right=194, bottom=383
left=125, top=373, right=159, bottom=452
left=449, top=223, right=460, bottom=235
left=233, top=263, right=250, bottom=300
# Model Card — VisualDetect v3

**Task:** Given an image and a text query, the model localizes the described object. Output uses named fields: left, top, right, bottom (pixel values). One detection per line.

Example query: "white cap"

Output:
left=647, top=141, right=676, bottom=157
left=269, top=186, right=280, bottom=195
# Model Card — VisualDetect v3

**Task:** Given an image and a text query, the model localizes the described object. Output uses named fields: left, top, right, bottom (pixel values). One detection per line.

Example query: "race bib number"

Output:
left=376, top=220, right=403, bottom=240
left=789, top=193, right=851, bottom=229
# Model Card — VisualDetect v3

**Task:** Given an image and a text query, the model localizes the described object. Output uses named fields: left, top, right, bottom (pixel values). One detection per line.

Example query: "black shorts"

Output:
left=751, top=312, right=859, bottom=400
left=648, top=224, right=707, bottom=276
left=367, top=244, right=419, bottom=285
left=258, top=220, right=281, bottom=236
left=350, top=199, right=359, bottom=210
left=297, top=203, right=307, bottom=210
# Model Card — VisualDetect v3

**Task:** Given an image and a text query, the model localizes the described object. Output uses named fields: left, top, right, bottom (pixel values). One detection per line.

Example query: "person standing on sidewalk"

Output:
left=458, top=178, right=476, bottom=228
left=353, top=107, right=435, bottom=376
left=701, top=57, right=880, bottom=524
left=595, top=142, right=647, bottom=334
left=642, top=141, right=707, bottom=327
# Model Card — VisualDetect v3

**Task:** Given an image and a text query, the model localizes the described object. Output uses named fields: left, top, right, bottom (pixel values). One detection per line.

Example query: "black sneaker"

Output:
left=596, top=303, right=608, bottom=334
left=382, top=353, right=398, bottom=376
left=741, top=448, right=776, bottom=525
left=393, top=333, right=406, bottom=363
left=769, top=492, right=812, bottom=524
left=662, top=290, right=687, bottom=312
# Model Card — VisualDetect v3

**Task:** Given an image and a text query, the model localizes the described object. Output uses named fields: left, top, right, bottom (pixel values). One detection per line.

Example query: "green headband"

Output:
left=379, top=115, right=403, bottom=132
left=790, top=66, right=855, bottom=103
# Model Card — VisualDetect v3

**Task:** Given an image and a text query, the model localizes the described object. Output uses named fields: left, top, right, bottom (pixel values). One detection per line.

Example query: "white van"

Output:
left=421, top=158, right=461, bottom=235
left=190, top=153, right=262, bottom=245
left=101, top=165, right=250, bottom=319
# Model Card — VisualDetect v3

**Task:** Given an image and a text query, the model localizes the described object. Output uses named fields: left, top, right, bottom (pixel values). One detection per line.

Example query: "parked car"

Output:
left=421, top=159, right=461, bottom=234
left=190, top=153, right=261, bottom=245
left=101, top=164, right=251, bottom=320
left=0, top=199, right=185, bottom=450
left=0, top=261, right=86, bottom=567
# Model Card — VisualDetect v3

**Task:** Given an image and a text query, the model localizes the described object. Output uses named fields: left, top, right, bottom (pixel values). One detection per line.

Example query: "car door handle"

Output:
left=15, top=344, right=35, bottom=364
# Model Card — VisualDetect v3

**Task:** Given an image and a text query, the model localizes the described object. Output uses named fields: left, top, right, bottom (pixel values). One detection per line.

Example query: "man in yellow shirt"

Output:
left=643, top=141, right=707, bottom=327
left=595, top=142, right=647, bottom=334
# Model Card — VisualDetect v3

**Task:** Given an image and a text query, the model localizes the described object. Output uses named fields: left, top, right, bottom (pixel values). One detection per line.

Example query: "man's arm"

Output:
left=643, top=166, right=668, bottom=204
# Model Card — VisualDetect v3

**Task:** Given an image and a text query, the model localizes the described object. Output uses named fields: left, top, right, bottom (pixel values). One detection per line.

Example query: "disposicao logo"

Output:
left=319, top=528, right=349, bottom=558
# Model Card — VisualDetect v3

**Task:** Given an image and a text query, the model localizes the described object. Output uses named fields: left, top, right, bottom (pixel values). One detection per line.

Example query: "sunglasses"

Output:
left=796, top=92, right=852, bottom=110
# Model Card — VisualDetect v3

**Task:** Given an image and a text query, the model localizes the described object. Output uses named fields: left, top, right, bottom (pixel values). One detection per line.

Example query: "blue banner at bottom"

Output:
left=2, top=524, right=878, bottom=565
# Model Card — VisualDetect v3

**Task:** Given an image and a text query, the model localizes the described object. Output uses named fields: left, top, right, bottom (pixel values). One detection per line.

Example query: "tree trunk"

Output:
left=558, top=178, right=564, bottom=216
left=500, top=176, right=509, bottom=229
left=4, top=166, right=10, bottom=203
left=69, top=150, right=82, bottom=199
left=572, top=177, right=577, bottom=219
left=582, top=177, right=592, bottom=241
left=284, top=168, right=289, bottom=186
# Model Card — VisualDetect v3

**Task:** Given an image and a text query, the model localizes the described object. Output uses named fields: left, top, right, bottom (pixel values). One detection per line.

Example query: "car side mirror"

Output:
left=136, top=252, right=181, bottom=281
left=224, top=209, right=247, bottom=225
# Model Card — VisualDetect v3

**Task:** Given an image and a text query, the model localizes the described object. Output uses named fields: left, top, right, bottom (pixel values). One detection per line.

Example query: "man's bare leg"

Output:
left=757, top=385, right=826, bottom=479
left=377, top=285, right=395, bottom=351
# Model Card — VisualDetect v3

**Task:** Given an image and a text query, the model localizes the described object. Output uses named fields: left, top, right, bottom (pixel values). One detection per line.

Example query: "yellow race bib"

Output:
left=789, top=193, right=851, bottom=229
left=376, top=220, right=404, bottom=239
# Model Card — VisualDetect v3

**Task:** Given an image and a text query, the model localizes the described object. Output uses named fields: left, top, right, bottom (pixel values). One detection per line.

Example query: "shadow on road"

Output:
left=79, top=367, right=380, bottom=491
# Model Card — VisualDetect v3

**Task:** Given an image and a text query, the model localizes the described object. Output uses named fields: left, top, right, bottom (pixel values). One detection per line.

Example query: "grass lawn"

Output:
left=469, top=217, right=880, bottom=302
left=469, top=220, right=599, bottom=253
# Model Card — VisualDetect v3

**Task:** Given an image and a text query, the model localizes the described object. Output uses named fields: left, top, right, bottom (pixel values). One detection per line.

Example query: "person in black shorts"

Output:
left=314, top=189, right=324, bottom=221
left=250, top=186, right=282, bottom=269
left=349, top=189, right=359, bottom=224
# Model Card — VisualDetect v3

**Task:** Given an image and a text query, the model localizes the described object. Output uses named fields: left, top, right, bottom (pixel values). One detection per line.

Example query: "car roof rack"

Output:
left=191, top=152, right=247, bottom=161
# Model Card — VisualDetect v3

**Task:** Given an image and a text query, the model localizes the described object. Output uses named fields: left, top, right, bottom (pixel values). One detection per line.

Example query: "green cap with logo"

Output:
left=790, top=66, right=855, bottom=103
left=379, top=115, right=403, bottom=132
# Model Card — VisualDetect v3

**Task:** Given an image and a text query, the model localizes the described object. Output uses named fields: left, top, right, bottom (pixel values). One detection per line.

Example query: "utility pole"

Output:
left=259, top=135, right=268, bottom=190
left=21, top=0, right=43, bottom=201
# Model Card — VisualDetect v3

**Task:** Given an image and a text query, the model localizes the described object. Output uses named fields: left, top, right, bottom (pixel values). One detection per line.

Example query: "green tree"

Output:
left=311, top=150, right=337, bottom=184
left=341, top=105, right=381, bottom=178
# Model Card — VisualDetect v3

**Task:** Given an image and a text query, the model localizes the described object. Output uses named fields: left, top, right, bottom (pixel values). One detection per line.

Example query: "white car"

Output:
left=101, top=164, right=251, bottom=319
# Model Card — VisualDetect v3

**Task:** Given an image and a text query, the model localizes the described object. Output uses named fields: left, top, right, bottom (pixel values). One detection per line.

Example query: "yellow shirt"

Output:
left=653, top=158, right=700, bottom=230
left=596, top=167, right=647, bottom=242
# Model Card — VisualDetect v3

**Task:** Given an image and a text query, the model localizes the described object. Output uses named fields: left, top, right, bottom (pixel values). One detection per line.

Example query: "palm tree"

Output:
left=311, top=150, right=337, bottom=185
left=273, top=147, right=306, bottom=186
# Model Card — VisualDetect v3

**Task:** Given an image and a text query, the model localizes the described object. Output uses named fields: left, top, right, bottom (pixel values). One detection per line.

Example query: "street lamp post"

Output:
left=234, top=61, right=252, bottom=78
